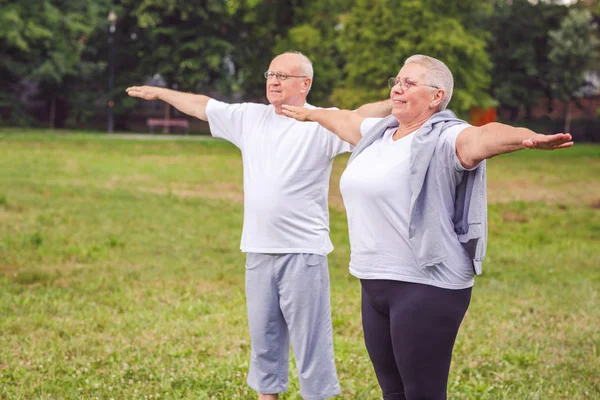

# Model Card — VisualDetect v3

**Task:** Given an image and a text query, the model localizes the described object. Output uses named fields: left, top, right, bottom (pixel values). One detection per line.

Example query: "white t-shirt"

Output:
left=206, top=99, right=352, bottom=255
left=339, top=118, right=475, bottom=289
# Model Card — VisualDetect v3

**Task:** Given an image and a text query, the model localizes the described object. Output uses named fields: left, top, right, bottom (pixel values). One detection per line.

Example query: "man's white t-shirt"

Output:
left=205, top=99, right=352, bottom=255
left=339, top=118, right=475, bottom=289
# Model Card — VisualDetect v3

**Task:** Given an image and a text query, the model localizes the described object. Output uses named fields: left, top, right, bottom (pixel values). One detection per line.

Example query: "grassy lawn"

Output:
left=0, top=129, right=598, bottom=399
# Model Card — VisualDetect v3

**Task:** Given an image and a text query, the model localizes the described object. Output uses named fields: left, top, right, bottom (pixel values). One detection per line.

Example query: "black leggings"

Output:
left=360, top=279, right=472, bottom=400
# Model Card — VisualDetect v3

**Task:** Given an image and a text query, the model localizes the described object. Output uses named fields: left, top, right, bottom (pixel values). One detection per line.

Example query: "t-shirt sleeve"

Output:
left=205, top=99, right=246, bottom=149
left=438, top=123, right=478, bottom=173
left=360, top=117, right=384, bottom=137
left=311, top=106, right=353, bottom=158
left=323, top=130, right=354, bottom=158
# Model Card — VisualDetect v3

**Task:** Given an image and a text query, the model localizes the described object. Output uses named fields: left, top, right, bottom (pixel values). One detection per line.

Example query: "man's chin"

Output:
left=268, top=98, right=284, bottom=107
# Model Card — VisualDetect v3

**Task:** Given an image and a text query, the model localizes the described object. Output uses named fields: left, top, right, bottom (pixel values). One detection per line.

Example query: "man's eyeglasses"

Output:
left=264, top=71, right=308, bottom=81
left=388, top=77, right=439, bottom=90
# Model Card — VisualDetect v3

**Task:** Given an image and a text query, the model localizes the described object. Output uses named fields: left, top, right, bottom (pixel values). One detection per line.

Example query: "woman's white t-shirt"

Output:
left=339, top=118, right=475, bottom=289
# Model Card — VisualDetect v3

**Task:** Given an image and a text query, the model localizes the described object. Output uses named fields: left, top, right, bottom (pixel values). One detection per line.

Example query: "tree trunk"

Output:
left=525, top=105, right=532, bottom=120
left=163, top=102, right=171, bottom=134
left=508, top=106, right=519, bottom=122
left=564, top=100, right=571, bottom=133
left=49, top=94, right=56, bottom=129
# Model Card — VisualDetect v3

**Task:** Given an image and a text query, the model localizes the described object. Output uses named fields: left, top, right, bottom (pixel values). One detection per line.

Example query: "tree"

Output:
left=121, top=0, right=291, bottom=127
left=332, top=0, right=493, bottom=118
left=486, top=0, right=568, bottom=120
left=128, top=0, right=236, bottom=97
left=34, top=1, right=111, bottom=129
left=548, top=8, right=600, bottom=132
left=272, top=0, right=355, bottom=106
left=0, top=0, right=111, bottom=128
left=0, top=1, right=44, bottom=124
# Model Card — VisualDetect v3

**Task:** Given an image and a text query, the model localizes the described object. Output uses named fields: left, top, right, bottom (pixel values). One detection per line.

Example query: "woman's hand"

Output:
left=522, top=133, right=573, bottom=150
left=281, top=105, right=313, bottom=122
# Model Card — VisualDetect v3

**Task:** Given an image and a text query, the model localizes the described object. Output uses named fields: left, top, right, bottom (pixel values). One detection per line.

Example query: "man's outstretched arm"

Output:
left=126, top=86, right=211, bottom=121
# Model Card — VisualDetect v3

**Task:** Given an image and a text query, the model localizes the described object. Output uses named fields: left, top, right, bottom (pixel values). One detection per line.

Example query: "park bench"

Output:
left=146, top=118, right=190, bottom=134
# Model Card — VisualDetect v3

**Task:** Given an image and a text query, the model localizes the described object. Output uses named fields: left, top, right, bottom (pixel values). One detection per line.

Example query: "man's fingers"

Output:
left=126, top=90, right=157, bottom=100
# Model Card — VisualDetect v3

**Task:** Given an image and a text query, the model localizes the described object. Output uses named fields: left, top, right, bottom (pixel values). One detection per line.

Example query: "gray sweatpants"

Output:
left=245, top=252, right=341, bottom=400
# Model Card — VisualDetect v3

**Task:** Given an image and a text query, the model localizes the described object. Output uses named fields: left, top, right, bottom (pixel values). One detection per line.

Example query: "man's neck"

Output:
left=273, top=100, right=306, bottom=116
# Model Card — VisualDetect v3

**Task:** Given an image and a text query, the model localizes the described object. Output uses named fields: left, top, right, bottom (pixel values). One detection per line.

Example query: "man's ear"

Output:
left=302, top=78, right=312, bottom=93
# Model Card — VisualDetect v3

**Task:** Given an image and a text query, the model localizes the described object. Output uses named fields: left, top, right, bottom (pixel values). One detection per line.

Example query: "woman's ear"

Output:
left=430, top=89, right=445, bottom=109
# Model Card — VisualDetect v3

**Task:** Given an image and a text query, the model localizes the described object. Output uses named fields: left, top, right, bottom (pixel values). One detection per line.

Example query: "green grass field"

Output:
left=0, top=129, right=599, bottom=399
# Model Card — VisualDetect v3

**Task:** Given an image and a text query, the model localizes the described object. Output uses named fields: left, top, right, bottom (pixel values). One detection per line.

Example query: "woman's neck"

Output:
left=394, top=113, right=433, bottom=140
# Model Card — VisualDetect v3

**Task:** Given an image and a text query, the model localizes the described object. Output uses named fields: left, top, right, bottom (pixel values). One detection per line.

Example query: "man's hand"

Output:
left=281, top=105, right=312, bottom=121
left=124, top=86, right=210, bottom=120
left=523, top=133, right=574, bottom=150
left=126, top=86, right=162, bottom=101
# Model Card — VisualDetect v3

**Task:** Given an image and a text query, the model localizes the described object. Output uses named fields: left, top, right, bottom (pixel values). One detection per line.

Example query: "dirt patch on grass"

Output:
left=153, top=178, right=599, bottom=209
left=34, top=174, right=598, bottom=209
left=102, top=176, right=244, bottom=202
left=501, top=212, right=529, bottom=223
left=329, top=191, right=345, bottom=211
left=138, top=182, right=243, bottom=202
left=105, top=175, right=157, bottom=186
left=0, top=262, right=88, bottom=285
left=137, top=154, right=221, bottom=166
left=31, top=178, right=245, bottom=203
left=328, top=179, right=600, bottom=212
left=486, top=180, right=600, bottom=205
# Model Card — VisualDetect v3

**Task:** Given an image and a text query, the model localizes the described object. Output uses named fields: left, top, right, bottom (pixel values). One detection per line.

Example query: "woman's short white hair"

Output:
left=404, top=55, right=454, bottom=110
left=283, top=51, right=314, bottom=93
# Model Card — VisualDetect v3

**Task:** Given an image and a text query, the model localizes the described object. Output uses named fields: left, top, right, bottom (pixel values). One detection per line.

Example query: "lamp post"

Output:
left=107, top=11, right=117, bottom=133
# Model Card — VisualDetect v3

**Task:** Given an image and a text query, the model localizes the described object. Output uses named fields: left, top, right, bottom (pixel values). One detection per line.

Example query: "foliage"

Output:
left=3, top=0, right=599, bottom=128
left=0, top=0, right=111, bottom=127
left=548, top=8, right=600, bottom=102
left=486, top=0, right=568, bottom=119
left=332, top=0, right=494, bottom=118
left=273, top=0, right=354, bottom=106
left=127, top=0, right=236, bottom=93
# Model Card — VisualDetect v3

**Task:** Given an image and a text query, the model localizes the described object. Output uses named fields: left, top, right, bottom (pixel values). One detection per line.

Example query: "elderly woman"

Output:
left=281, top=54, right=572, bottom=400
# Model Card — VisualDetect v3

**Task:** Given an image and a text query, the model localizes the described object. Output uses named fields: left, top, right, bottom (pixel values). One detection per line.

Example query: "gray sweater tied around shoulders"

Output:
left=348, top=110, right=487, bottom=274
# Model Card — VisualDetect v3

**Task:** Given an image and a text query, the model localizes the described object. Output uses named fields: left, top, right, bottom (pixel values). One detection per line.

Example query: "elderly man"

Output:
left=126, top=52, right=391, bottom=400
left=282, top=54, right=572, bottom=400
